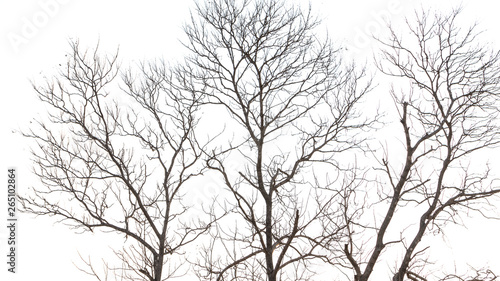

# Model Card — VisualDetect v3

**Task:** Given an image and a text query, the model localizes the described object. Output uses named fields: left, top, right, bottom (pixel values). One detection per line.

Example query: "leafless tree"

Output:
left=182, top=0, right=374, bottom=280
left=19, top=41, right=212, bottom=281
left=338, top=8, right=500, bottom=281
left=20, top=2, right=500, bottom=281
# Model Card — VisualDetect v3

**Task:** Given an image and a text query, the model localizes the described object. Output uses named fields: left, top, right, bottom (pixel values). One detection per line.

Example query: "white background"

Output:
left=1, top=0, right=500, bottom=280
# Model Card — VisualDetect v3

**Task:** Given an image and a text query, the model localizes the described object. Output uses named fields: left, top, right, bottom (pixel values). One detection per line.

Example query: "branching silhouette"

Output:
left=18, top=2, right=500, bottom=281
left=183, top=0, right=374, bottom=280
left=337, top=8, right=500, bottom=281
left=20, top=41, right=213, bottom=281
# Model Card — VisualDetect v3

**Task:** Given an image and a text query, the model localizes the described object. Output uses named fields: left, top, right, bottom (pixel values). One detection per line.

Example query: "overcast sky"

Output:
left=1, top=0, right=500, bottom=280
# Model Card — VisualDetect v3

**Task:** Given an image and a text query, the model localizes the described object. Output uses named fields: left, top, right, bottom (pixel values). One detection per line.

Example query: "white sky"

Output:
left=1, top=0, right=500, bottom=280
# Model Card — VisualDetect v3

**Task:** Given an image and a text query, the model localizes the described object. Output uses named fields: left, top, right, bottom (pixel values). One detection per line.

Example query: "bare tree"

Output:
left=182, top=0, right=373, bottom=280
left=338, top=8, right=500, bottom=281
left=20, top=2, right=500, bottom=281
left=20, top=41, right=211, bottom=281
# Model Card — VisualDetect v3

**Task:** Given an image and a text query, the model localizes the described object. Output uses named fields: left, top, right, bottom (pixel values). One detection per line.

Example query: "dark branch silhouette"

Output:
left=20, top=41, right=212, bottom=281
left=338, top=8, right=500, bottom=281
left=18, top=2, right=500, bottom=281
left=183, top=0, right=374, bottom=280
